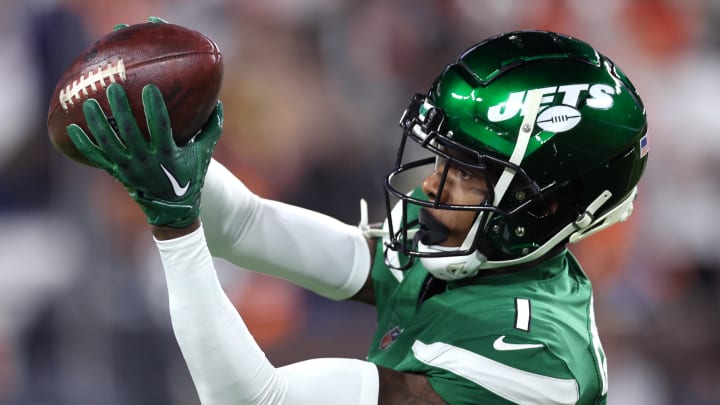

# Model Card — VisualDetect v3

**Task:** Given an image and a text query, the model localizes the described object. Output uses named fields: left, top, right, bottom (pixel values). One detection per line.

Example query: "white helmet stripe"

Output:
left=492, top=89, right=544, bottom=206
left=460, top=89, right=544, bottom=251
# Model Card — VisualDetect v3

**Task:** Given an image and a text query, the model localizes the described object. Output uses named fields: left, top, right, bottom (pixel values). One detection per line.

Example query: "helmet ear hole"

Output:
left=525, top=194, right=560, bottom=219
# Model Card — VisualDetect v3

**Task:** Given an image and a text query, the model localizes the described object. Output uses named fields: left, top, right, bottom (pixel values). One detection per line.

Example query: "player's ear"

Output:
left=548, top=201, right=559, bottom=215
left=527, top=194, right=561, bottom=218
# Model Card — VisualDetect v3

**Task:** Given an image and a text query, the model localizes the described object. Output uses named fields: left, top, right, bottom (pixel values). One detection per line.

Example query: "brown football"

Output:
left=47, top=22, right=223, bottom=166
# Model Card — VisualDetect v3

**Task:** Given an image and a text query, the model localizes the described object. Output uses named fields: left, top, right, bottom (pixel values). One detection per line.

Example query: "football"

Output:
left=47, top=22, right=223, bottom=166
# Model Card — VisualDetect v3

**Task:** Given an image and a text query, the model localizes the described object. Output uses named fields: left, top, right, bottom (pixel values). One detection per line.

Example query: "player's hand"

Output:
left=67, top=83, right=223, bottom=228
left=113, top=16, right=167, bottom=31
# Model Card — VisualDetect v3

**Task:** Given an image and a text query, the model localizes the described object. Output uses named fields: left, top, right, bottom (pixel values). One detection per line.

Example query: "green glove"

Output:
left=113, top=16, right=167, bottom=31
left=67, top=83, right=223, bottom=228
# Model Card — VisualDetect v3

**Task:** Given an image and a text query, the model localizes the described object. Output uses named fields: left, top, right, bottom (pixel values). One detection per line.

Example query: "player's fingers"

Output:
left=82, top=98, right=131, bottom=162
left=66, top=123, right=114, bottom=171
left=142, top=84, right=175, bottom=150
left=196, top=101, right=224, bottom=145
left=106, top=83, right=147, bottom=155
left=148, top=16, right=169, bottom=24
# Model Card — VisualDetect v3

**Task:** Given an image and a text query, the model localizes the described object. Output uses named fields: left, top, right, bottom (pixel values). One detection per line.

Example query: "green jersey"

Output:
left=366, top=232, right=608, bottom=404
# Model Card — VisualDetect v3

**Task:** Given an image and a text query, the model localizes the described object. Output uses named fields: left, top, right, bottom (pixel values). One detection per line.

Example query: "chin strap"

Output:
left=417, top=242, right=487, bottom=280
left=477, top=187, right=637, bottom=269
left=568, top=187, right=637, bottom=243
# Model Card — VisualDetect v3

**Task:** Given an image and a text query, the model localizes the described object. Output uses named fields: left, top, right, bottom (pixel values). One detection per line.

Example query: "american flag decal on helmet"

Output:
left=640, top=135, right=649, bottom=157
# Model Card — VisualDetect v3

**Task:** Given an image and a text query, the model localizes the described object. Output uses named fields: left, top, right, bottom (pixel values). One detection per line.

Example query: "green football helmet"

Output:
left=381, top=30, right=648, bottom=280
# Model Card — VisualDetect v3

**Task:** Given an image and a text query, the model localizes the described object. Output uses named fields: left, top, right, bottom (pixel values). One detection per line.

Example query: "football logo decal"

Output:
left=536, top=105, right=582, bottom=133
left=486, top=83, right=616, bottom=134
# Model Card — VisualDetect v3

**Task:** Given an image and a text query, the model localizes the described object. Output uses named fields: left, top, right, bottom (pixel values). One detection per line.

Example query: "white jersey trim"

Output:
left=412, top=340, right=579, bottom=405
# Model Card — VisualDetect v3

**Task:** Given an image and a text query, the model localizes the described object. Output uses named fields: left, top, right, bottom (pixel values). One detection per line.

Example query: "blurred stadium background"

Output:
left=1, top=0, right=719, bottom=404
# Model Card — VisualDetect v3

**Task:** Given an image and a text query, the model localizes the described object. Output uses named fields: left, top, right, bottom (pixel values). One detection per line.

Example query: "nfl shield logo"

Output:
left=379, top=326, right=403, bottom=350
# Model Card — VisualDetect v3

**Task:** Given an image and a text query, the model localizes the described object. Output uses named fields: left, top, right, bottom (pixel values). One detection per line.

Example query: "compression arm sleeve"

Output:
left=200, top=159, right=370, bottom=300
left=155, top=227, right=379, bottom=405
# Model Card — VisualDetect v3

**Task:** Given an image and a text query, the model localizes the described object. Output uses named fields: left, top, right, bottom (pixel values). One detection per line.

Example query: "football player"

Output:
left=67, top=29, right=647, bottom=404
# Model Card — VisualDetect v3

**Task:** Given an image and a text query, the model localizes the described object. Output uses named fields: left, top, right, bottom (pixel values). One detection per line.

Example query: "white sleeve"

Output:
left=155, top=226, right=379, bottom=405
left=200, top=159, right=370, bottom=300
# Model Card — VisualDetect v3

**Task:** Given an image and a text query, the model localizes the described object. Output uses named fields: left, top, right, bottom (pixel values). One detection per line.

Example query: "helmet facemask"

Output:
left=382, top=91, right=546, bottom=279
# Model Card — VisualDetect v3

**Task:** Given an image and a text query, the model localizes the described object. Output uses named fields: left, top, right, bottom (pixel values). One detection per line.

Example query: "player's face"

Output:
left=420, top=156, right=489, bottom=247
